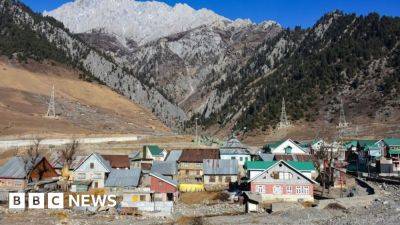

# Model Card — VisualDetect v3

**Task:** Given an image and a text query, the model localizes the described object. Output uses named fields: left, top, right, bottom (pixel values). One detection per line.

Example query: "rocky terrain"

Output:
left=0, top=182, right=399, bottom=225
left=43, top=0, right=400, bottom=139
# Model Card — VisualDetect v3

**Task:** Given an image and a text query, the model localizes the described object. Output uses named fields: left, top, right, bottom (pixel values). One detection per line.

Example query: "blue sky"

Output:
left=22, top=0, right=400, bottom=28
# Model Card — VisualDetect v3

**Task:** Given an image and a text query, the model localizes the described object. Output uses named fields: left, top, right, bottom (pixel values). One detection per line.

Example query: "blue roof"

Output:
left=105, top=168, right=141, bottom=187
left=151, top=161, right=178, bottom=176
left=165, top=150, right=182, bottom=162
left=0, top=156, right=44, bottom=179
left=203, top=159, right=238, bottom=175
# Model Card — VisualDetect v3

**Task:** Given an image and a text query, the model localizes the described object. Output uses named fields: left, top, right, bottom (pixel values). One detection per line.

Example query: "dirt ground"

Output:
left=179, top=192, right=220, bottom=205
left=0, top=59, right=169, bottom=137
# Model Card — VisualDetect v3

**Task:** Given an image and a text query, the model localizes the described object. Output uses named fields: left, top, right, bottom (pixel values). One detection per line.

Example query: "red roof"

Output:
left=101, top=155, right=130, bottom=168
left=178, top=149, right=219, bottom=163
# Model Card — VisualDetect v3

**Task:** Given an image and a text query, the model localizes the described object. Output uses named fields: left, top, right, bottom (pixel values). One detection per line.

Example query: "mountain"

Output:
left=2, top=0, right=400, bottom=140
left=45, top=0, right=282, bottom=129
left=44, top=0, right=230, bottom=46
left=0, top=0, right=186, bottom=128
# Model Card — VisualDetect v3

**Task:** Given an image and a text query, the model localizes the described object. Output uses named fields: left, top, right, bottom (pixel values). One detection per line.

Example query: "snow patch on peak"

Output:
left=44, top=0, right=230, bottom=45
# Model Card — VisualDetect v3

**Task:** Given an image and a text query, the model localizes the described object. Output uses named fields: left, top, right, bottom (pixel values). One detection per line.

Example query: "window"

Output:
left=196, top=170, right=200, bottom=175
left=225, top=176, right=231, bottom=183
left=77, top=173, right=86, bottom=179
left=303, top=186, right=310, bottom=195
left=218, top=176, right=223, bottom=182
left=296, top=186, right=302, bottom=194
left=286, top=186, right=292, bottom=194
left=256, top=185, right=265, bottom=194
left=272, top=172, right=279, bottom=179
left=240, top=157, right=243, bottom=161
left=140, top=195, right=146, bottom=201
left=209, top=176, right=215, bottom=182
left=90, top=163, right=94, bottom=169
left=278, top=172, right=293, bottom=180
left=273, top=185, right=282, bottom=194
left=185, top=170, right=189, bottom=175
left=231, top=156, right=235, bottom=160
left=284, top=146, right=292, bottom=154
left=92, top=173, right=102, bottom=179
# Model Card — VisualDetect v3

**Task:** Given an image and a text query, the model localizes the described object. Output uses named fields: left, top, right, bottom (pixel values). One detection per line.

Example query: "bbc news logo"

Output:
left=9, top=193, right=117, bottom=209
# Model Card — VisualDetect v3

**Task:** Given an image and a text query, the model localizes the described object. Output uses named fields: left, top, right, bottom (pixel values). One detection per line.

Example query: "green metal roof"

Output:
left=357, top=140, right=378, bottom=147
left=245, top=160, right=315, bottom=171
left=384, top=138, right=400, bottom=146
left=389, top=149, right=400, bottom=155
left=363, top=143, right=381, bottom=152
left=264, top=140, right=285, bottom=149
left=147, top=145, right=163, bottom=156
left=344, top=141, right=358, bottom=149
left=244, top=161, right=276, bottom=170
left=286, top=161, right=315, bottom=171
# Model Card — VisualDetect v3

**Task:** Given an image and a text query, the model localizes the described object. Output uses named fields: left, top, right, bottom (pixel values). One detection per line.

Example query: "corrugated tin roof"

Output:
left=147, top=145, right=163, bottom=156
left=151, top=161, right=177, bottom=176
left=129, top=151, right=141, bottom=160
left=0, top=156, right=43, bottom=179
left=74, top=153, right=112, bottom=172
left=259, top=153, right=274, bottom=161
left=203, top=159, right=238, bottom=175
left=105, top=168, right=141, bottom=187
left=149, top=172, right=178, bottom=187
left=165, top=150, right=182, bottom=162
left=384, top=138, right=400, bottom=146
left=101, top=155, right=130, bottom=168
left=179, top=149, right=219, bottom=163
left=220, top=137, right=250, bottom=155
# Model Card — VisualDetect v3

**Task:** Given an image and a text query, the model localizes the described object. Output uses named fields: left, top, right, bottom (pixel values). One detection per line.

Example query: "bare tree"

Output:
left=22, top=139, right=43, bottom=182
left=313, top=141, right=340, bottom=197
left=60, top=139, right=79, bottom=167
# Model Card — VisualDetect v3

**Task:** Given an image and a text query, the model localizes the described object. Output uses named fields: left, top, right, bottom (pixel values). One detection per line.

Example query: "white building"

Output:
left=73, top=153, right=111, bottom=189
left=220, top=136, right=251, bottom=166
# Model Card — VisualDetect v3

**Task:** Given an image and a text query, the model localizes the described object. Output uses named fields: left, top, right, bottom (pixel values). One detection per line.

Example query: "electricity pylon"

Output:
left=45, top=85, right=56, bottom=118
left=337, top=98, right=349, bottom=128
left=278, top=98, right=291, bottom=129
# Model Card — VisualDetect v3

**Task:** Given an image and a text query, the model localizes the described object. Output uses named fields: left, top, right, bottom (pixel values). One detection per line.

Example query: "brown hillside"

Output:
left=0, top=58, right=169, bottom=137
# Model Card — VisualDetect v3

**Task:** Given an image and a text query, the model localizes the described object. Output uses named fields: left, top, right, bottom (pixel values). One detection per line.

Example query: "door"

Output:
left=167, top=193, right=174, bottom=201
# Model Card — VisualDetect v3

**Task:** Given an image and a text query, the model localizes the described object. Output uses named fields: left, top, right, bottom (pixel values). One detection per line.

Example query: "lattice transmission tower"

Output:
left=45, top=85, right=56, bottom=118
left=337, top=98, right=349, bottom=128
left=278, top=98, right=291, bottom=129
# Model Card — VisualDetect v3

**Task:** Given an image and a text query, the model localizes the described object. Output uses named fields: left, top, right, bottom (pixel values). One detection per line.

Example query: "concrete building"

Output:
left=248, top=160, right=317, bottom=203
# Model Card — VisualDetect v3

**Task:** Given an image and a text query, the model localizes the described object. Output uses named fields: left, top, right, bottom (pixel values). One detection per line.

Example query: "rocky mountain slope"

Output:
left=3, top=0, right=399, bottom=139
left=0, top=0, right=186, bottom=127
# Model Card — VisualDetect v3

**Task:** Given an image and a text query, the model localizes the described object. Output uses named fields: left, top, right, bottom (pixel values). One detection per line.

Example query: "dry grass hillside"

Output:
left=0, top=58, right=169, bottom=137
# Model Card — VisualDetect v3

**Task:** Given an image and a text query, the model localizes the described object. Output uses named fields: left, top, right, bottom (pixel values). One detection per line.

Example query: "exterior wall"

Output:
left=0, top=178, right=26, bottom=190
left=248, top=170, right=263, bottom=180
left=204, top=175, right=238, bottom=191
left=30, top=159, right=58, bottom=182
left=220, top=154, right=250, bottom=166
left=150, top=176, right=177, bottom=193
left=271, top=140, right=306, bottom=154
left=178, top=162, right=203, bottom=182
left=250, top=161, right=315, bottom=202
left=74, top=155, right=109, bottom=189
left=250, top=183, right=314, bottom=202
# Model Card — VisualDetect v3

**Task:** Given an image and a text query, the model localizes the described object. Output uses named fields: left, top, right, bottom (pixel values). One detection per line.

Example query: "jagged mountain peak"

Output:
left=44, top=0, right=230, bottom=45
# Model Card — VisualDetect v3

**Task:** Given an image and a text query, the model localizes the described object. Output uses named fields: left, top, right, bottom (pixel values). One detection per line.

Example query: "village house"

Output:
left=151, top=161, right=178, bottom=179
left=247, top=160, right=317, bottom=202
left=219, top=136, right=251, bottom=166
left=263, top=139, right=309, bottom=155
left=101, top=155, right=130, bottom=169
left=177, top=149, right=219, bottom=192
left=385, top=138, right=400, bottom=158
left=203, top=159, right=239, bottom=191
left=105, top=168, right=141, bottom=193
left=149, top=172, right=179, bottom=202
left=0, top=156, right=58, bottom=191
left=129, top=145, right=166, bottom=172
left=72, top=153, right=111, bottom=190
left=245, top=160, right=316, bottom=180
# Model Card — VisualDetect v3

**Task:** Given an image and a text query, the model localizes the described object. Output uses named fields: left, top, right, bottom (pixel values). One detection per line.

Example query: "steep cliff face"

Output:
left=0, top=0, right=187, bottom=127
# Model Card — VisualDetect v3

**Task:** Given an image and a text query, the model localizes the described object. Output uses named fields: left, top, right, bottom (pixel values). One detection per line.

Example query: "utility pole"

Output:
left=45, top=85, right=56, bottom=118
left=195, top=117, right=199, bottom=145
